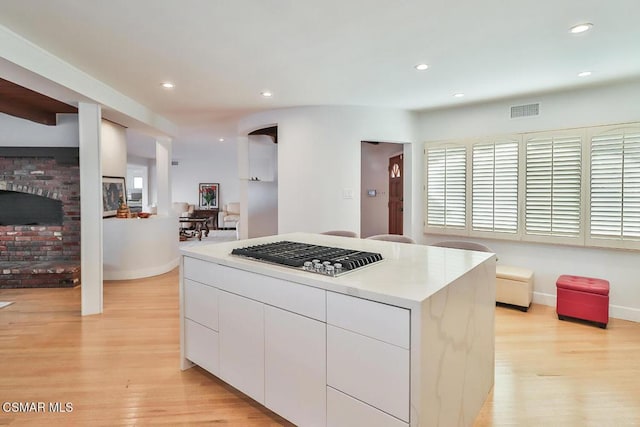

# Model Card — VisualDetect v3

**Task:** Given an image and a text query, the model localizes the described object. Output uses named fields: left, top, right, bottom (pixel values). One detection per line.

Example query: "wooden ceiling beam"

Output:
left=0, top=78, right=77, bottom=125
left=0, top=99, right=58, bottom=125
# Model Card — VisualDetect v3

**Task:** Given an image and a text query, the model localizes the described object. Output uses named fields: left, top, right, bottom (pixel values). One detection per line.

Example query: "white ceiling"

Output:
left=1, top=0, right=639, bottom=140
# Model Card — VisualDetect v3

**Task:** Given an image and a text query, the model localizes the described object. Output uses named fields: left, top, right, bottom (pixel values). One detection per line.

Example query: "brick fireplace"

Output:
left=0, top=148, right=80, bottom=288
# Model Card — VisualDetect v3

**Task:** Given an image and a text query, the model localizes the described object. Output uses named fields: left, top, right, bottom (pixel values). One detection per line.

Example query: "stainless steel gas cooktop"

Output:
left=231, top=240, right=383, bottom=277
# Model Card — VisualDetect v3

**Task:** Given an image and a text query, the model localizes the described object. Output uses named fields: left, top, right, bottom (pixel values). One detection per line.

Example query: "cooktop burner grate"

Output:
left=231, top=240, right=383, bottom=276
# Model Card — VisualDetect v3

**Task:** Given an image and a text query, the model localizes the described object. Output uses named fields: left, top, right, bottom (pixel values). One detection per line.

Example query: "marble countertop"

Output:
left=180, top=232, right=494, bottom=308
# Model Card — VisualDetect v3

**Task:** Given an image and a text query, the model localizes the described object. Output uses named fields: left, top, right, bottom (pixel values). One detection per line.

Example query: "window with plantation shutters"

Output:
left=472, top=140, right=518, bottom=233
left=525, top=134, right=582, bottom=238
left=423, top=121, right=640, bottom=250
left=590, top=127, right=640, bottom=241
left=425, top=145, right=466, bottom=229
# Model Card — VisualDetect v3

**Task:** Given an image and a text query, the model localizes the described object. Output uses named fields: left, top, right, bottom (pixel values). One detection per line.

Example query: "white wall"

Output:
left=100, top=120, right=127, bottom=178
left=239, top=106, right=416, bottom=234
left=416, top=79, right=640, bottom=321
left=361, top=142, right=403, bottom=237
left=417, top=79, right=640, bottom=140
left=171, top=139, right=239, bottom=208
left=0, top=113, right=78, bottom=146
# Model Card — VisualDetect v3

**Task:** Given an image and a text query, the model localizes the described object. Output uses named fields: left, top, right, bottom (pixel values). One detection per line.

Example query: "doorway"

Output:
left=360, top=141, right=404, bottom=238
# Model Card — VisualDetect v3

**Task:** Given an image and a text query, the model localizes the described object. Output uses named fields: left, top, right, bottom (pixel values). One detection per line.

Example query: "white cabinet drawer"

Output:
left=184, top=279, right=218, bottom=331
left=327, top=325, right=410, bottom=422
left=327, top=291, right=410, bottom=348
left=184, top=257, right=325, bottom=321
left=327, top=387, right=408, bottom=427
left=183, top=256, right=222, bottom=286
left=184, top=319, right=219, bottom=376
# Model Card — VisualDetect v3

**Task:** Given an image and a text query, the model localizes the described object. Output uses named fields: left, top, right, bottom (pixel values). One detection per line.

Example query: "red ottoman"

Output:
left=556, top=275, right=609, bottom=328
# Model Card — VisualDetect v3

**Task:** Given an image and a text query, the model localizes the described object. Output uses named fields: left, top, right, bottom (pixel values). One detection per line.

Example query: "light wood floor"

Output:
left=1, top=269, right=638, bottom=426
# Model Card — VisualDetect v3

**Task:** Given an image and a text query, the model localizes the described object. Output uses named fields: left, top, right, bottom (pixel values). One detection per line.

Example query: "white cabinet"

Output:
left=264, top=305, right=326, bottom=427
left=218, top=290, right=265, bottom=404
left=182, top=257, right=412, bottom=426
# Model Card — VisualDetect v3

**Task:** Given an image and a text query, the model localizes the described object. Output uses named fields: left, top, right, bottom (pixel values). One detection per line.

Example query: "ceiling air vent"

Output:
left=510, top=103, right=539, bottom=118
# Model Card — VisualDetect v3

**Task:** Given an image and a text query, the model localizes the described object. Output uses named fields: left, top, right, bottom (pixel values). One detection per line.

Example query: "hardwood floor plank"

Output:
left=1, top=269, right=639, bottom=425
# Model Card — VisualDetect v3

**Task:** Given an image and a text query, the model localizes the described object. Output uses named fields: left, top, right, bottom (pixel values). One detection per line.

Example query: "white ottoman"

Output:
left=496, top=265, right=534, bottom=312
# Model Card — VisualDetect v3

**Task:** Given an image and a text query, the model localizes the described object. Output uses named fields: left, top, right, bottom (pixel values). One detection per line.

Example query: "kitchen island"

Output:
left=179, top=233, right=495, bottom=427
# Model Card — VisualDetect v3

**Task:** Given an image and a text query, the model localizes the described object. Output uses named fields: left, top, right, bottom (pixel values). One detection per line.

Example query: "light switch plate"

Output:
left=343, top=188, right=353, bottom=199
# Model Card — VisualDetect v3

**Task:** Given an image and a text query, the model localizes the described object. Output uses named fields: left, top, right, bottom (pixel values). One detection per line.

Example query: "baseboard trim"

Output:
left=532, top=291, right=640, bottom=323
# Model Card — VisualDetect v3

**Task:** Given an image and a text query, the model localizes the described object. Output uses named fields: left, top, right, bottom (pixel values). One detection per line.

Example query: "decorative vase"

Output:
left=116, top=205, right=130, bottom=218
left=116, top=198, right=130, bottom=218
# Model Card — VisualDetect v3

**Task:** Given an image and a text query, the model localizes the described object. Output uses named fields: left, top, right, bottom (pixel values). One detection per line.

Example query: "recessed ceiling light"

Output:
left=578, top=71, right=592, bottom=77
left=261, top=91, right=273, bottom=98
left=161, top=82, right=175, bottom=89
left=414, top=63, right=429, bottom=71
left=219, top=138, right=225, bottom=142
left=569, top=23, right=593, bottom=34
left=453, top=93, right=465, bottom=98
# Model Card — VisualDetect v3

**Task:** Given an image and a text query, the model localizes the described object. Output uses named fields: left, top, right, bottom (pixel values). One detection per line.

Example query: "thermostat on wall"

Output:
left=367, top=189, right=377, bottom=197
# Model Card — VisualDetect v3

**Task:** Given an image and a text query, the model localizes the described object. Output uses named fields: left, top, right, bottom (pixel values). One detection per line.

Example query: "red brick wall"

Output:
left=0, top=155, right=80, bottom=263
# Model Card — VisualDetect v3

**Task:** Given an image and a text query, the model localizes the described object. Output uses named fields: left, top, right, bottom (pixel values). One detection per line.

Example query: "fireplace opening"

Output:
left=0, top=190, right=63, bottom=225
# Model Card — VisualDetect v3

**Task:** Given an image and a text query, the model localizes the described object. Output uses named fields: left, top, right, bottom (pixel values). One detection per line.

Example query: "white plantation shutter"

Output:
left=426, top=146, right=466, bottom=228
left=472, top=140, right=518, bottom=233
left=525, top=134, right=582, bottom=237
left=590, top=128, right=640, bottom=240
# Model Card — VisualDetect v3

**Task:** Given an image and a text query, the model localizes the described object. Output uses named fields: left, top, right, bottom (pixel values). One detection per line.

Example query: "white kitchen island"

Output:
left=179, top=233, right=496, bottom=427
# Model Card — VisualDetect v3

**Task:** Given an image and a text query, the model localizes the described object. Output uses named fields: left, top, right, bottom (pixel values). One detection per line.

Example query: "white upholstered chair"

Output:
left=218, top=202, right=240, bottom=229
left=172, top=202, right=194, bottom=216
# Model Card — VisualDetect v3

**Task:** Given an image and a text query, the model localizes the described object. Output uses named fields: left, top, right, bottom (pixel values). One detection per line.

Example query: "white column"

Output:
left=408, top=141, right=422, bottom=241
left=237, top=136, right=249, bottom=239
left=156, top=137, right=172, bottom=216
left=78, top=102, right=103, bottom=316
left=402, top=143, right=413, bottom=239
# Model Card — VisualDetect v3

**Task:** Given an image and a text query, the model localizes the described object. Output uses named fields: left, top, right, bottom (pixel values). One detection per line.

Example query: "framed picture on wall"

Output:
left=199, top=183, right=219, bottom=209
left=102, top=176, right=127, bottom=217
